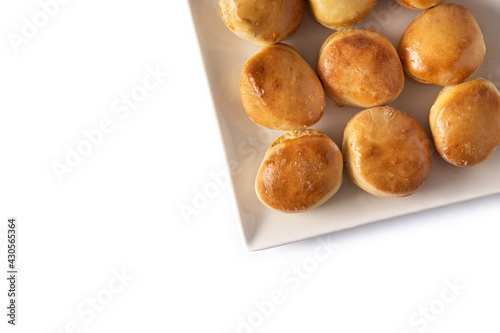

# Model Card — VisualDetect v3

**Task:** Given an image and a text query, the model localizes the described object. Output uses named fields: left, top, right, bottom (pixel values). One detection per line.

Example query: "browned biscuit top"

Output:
left=398, top=4, right=485, bottom=86
left=241, top=44, right=325, bottom=131
left=219, top=0, right=304, bottom=45
left=318, top=29, right=404, bottom=108
left=308, top=0, right=378, bottom=29
left=430, top=78, right=500, bottom=167
left=256, top=130, right=343, bottom=212
left=343, top=107, right=431, bottom=196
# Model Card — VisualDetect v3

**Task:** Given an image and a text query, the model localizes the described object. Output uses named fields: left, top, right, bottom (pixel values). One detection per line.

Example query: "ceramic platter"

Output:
left=188, top=0, right=500, bottom=250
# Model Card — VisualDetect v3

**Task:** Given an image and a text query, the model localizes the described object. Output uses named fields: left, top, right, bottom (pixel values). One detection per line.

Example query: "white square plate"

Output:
left=188, top=0, right=500, bottom=250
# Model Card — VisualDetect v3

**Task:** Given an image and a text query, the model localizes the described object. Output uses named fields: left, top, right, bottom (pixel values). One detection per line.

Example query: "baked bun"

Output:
left=318, top=29, right=404, bottom=108
left=307, top=0, right=377, bottom=29
left=398, top=4, right=486, bottom=86
left=430, top=78, right=500, bottom=167
left=241, top=44, right=325, bottom=131
left=256, top=129, right=343, bottom=213
left=218, top=0, right=304, bottom=45
left=342, top=106, right=432, bottom=197
left=396, top=0, right=443, bottom=10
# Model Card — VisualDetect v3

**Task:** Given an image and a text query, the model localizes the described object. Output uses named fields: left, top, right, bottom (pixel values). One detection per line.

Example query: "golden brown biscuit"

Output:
left=241, top=44, right=325, bottom=131
left=218, top=0, right=305, bottom=45
left=318, top=29, right=404, bottom=108
left=342, top=107, right=432, bottom=197
left=430, top=78, right=500, bottom=167
left=256, top=129, right=343, bottom=213
left=398, top=4, right=486, bottom=86
left=307, top=0, right=377, bottom=29
left=396, top=0, right=443, bottom=10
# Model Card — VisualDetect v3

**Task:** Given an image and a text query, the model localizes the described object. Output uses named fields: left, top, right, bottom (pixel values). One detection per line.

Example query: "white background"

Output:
left=1, top=0, right=499, bottom=333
